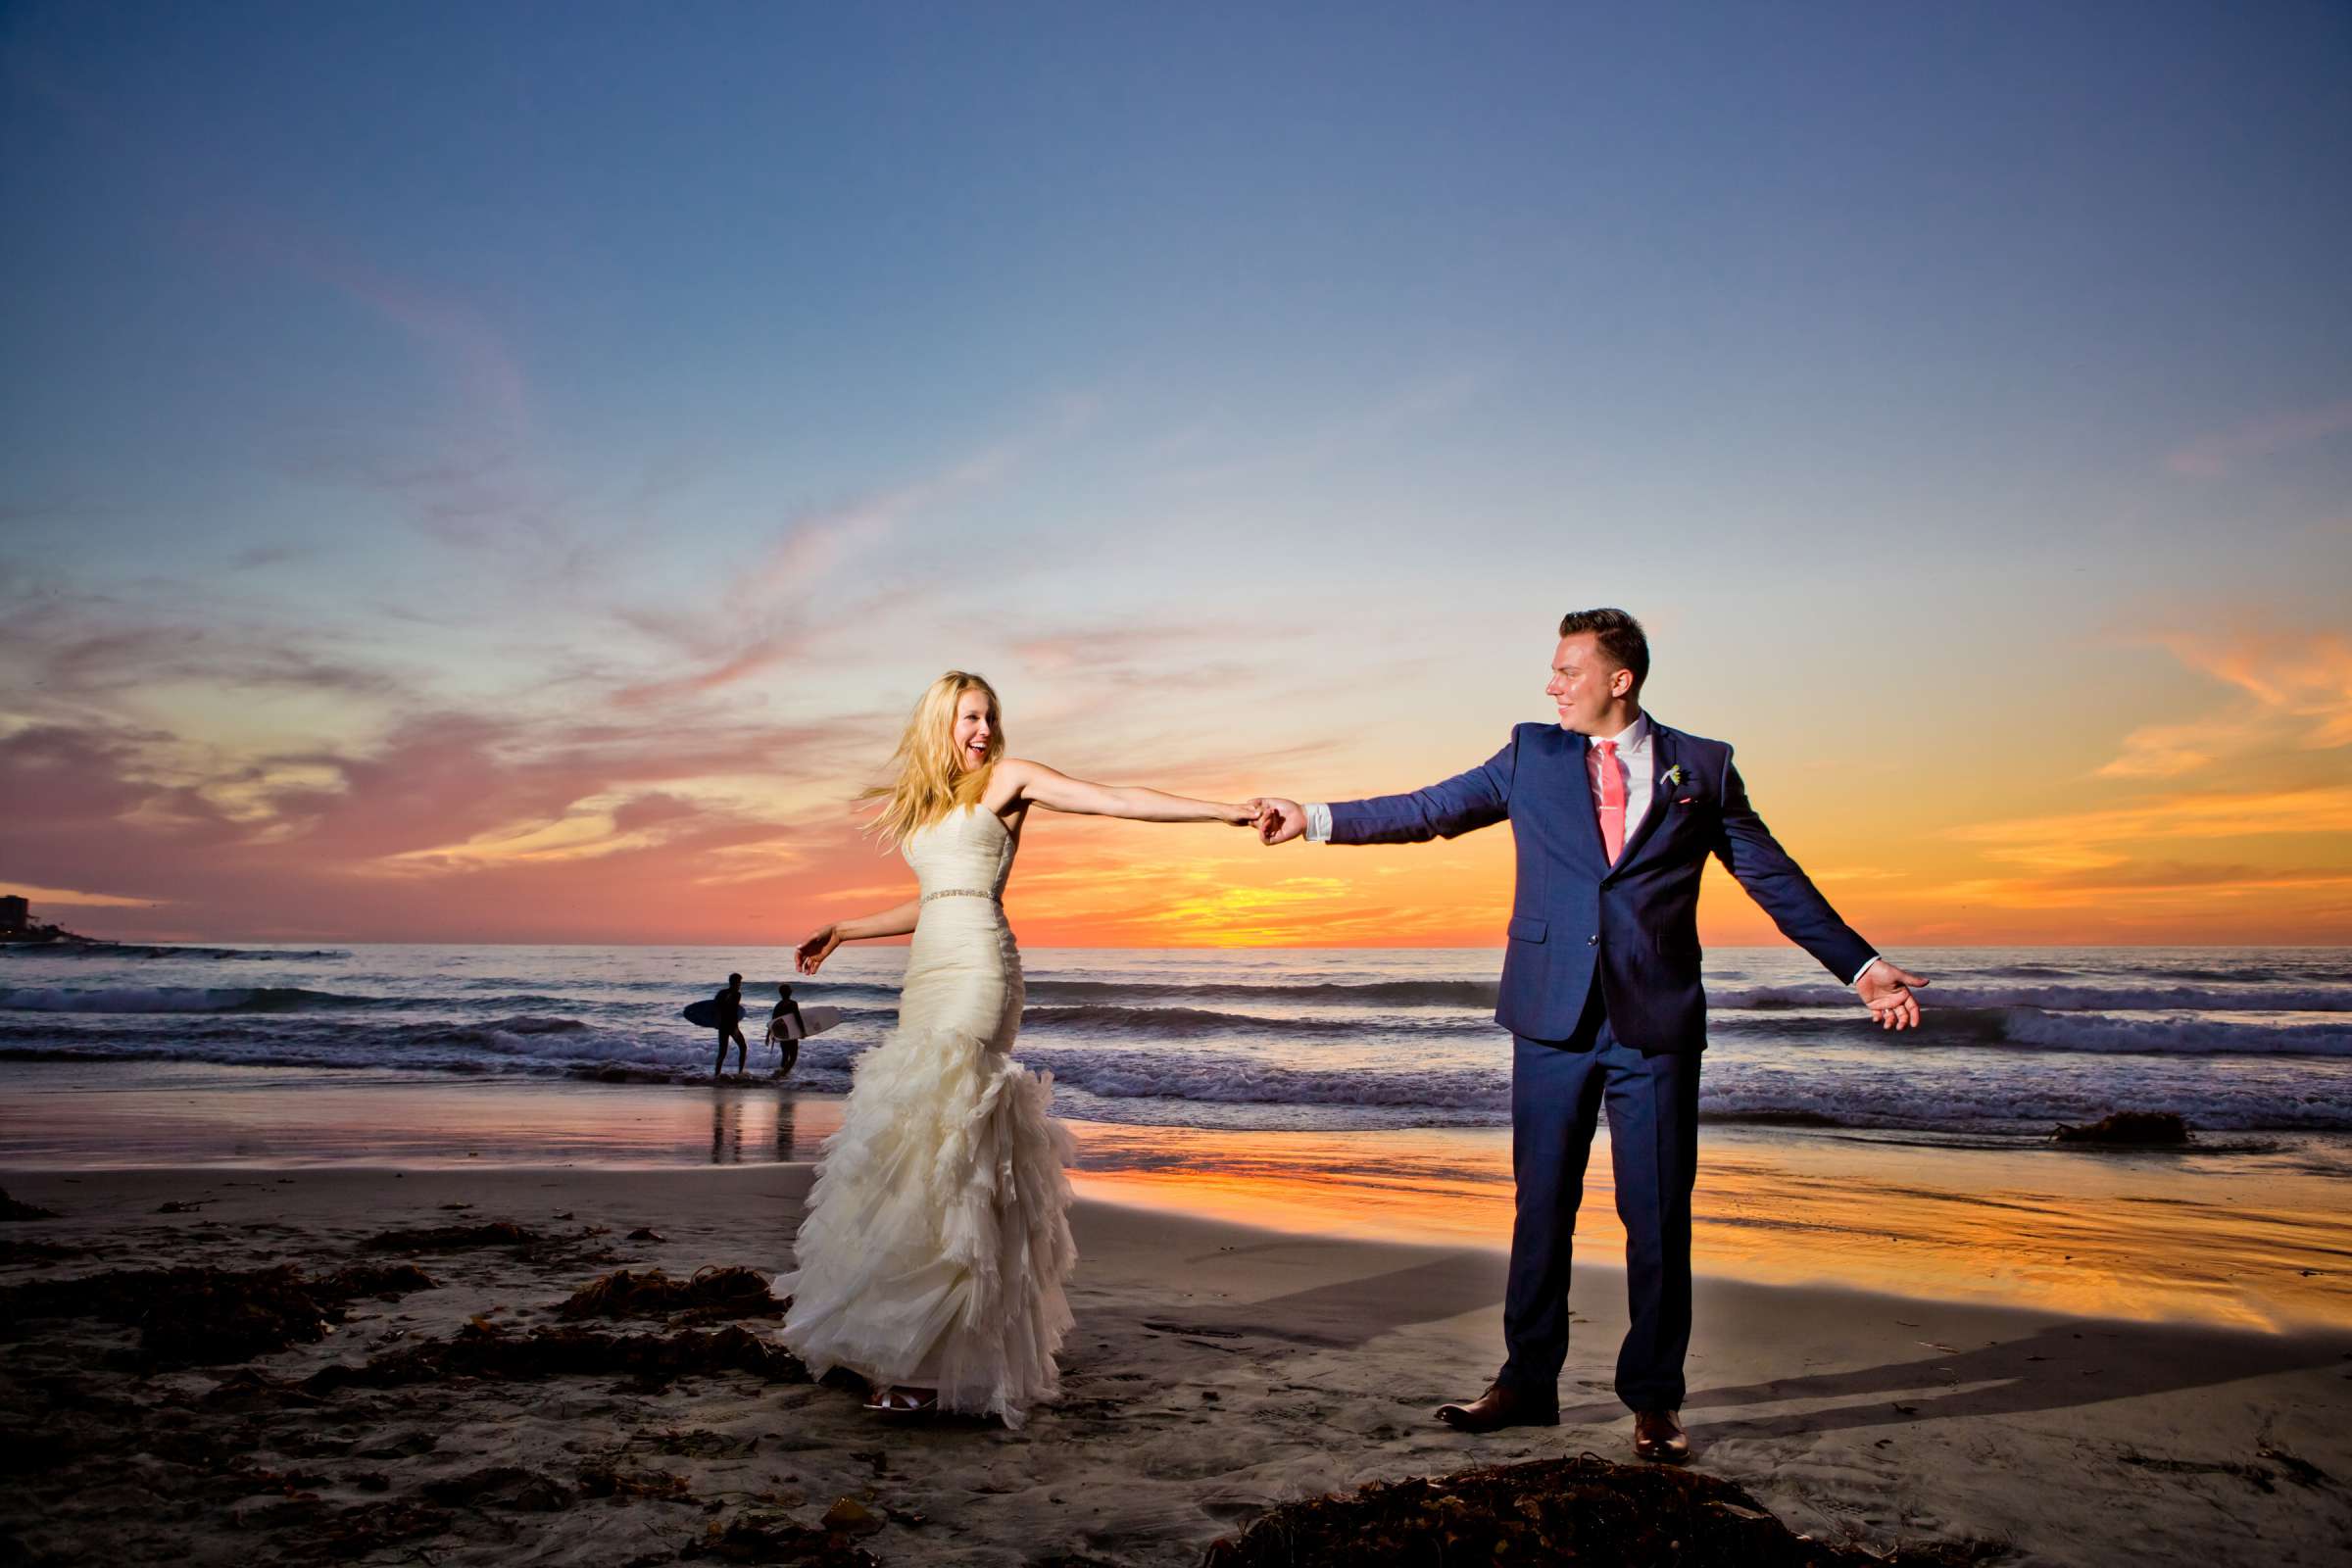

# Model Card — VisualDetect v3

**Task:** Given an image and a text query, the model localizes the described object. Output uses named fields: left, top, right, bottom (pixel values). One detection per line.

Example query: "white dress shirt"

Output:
left=1587, top=712, right=1654, bottom=847
left=1304, top=711, right=1880, bottom=989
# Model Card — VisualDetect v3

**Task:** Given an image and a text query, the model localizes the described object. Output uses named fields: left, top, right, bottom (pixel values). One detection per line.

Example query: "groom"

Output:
left=1250, top=608, right=1925, bottom=1463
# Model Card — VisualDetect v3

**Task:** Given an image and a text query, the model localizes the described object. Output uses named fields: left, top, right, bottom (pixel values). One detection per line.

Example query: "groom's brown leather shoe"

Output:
left=1633, top=1409, right=1690, bottom=1463
left=1435, top=1382, right=1559, bottom=1433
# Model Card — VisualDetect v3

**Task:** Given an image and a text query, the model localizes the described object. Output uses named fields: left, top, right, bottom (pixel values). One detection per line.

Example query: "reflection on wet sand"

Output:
left=0, top=1064, right=845, bottom=1170
left=708, top=1091, right=798, bottom=1166
left=1068, top=1121, right=2352, bottom=1331
left=711, top=1093, right=740, bottom=1165
left=3, top=1064, right=2345, bottom=1331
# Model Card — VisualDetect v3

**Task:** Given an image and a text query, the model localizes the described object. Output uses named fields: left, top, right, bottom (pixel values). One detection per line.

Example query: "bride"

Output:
left=784, top=669, right=1257, bottom=1427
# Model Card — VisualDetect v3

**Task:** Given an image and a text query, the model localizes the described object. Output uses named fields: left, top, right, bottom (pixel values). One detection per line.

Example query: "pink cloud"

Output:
left=2166, top=400, right=2352, bottom=477
left=0, top=707, right=897, bottom=945
left=609, top=792, right=705, bottom=836
left=0, top=590, right=403, bottom=706
left=612, top=631, right=812, bottom=709
left=607, top=408, right=1095, bottom=708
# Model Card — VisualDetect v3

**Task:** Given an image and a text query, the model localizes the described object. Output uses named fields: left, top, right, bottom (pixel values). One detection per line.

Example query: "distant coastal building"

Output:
left=0, top=894, right=95, bottom=945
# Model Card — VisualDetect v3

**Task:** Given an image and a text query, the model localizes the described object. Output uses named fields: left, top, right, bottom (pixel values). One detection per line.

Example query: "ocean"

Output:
left=4, top=943, right=2348, bottom=1143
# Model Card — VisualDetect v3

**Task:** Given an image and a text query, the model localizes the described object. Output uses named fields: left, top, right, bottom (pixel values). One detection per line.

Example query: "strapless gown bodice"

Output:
left=904, top=802, right=1017, bottom=902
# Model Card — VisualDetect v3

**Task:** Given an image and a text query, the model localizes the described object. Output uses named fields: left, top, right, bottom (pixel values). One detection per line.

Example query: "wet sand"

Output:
left=7, top=1063, right=2348, bottom=1331
left=4, top=1163, right=2348, bottom=1566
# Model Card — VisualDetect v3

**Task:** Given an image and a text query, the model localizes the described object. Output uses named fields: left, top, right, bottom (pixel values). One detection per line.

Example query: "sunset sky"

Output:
left=4, top=4, right=2348, bottom=949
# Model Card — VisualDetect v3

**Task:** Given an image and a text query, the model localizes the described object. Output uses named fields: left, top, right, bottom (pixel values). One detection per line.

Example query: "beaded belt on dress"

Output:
left=921, top=888, right=1001, bottom=904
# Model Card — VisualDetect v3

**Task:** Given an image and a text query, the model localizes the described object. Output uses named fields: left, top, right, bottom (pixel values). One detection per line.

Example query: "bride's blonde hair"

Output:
left=861, top=670, right=1005, bottom=850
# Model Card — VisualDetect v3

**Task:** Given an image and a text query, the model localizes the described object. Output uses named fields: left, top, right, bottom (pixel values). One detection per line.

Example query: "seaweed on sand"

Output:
left=358, top=1220, right=544, bottom=1251
left=0, top=1239, right=82, bottom=1264
left=577, top=1462, right=695, bottom=1499
left=2053, top=1111, right=2191, bottom=1146
left=679, top=1515, right=882, bottom=1566
left=419, top=1464, right=576, bottom=1510
left=556, top=1265, right=784, bottom=1322
left=313, top=1261, right=437, bottom=1300
left=0, top=1262, right=439, bottom=1366
left=275, top=1500, right=455, bottom=1562
left=303, top=1322, right=810, bottom=1394
left=1201, top=1453, right=2004, bottom=1568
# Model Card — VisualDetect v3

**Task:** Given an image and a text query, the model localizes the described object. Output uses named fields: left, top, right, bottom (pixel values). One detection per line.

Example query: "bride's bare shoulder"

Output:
left=999, top=758, right=1072, bottom=786
left=983, top=757, right=1044, bottom=809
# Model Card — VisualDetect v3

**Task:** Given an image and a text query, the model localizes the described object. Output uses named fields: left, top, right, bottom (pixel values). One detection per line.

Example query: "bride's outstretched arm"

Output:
left=795, top=897, right=919, bottom=974
left=996, top=758, right=1256, bottom=826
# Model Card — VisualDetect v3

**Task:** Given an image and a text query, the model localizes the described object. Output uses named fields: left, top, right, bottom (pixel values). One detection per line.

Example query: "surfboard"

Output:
left=681, top=999, right=730, bottom=1029
left=765, top=1004, right=842, bottom=1043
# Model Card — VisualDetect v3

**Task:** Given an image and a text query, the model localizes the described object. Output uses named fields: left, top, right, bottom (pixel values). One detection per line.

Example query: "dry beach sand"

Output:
left=3, top=1163, right=2348, bottom=1566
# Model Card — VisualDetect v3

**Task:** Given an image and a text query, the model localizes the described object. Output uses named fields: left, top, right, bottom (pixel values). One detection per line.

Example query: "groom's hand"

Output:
left=1251, top=798, right=1307, bottom=845
left=1856, top=961, right=1929, bottom=1030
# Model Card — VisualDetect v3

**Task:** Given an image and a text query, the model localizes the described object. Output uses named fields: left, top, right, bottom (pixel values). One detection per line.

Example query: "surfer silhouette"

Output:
left=767, top=984, right=806, bottom=1078
left=711, top=972, right=749, bottom=1079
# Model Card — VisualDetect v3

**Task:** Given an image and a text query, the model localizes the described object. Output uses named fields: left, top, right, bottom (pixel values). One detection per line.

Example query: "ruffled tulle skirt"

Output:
left=777, top=914, right=1076, bottom=1427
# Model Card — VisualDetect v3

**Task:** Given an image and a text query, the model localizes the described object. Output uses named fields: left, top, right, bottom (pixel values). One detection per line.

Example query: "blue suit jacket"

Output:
left=1328, top=720, right=1876, bottom=1051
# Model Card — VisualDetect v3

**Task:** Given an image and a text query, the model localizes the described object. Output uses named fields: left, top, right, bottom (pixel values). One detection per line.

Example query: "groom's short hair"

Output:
left=1557, top=608, right=1649, bottom=693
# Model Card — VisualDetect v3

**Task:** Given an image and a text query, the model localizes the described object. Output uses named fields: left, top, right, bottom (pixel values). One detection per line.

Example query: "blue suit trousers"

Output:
left=1500, top=992, right=1701, bottom=1412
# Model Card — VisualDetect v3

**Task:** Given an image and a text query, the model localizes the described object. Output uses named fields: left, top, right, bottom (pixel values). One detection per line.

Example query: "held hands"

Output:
left=794, top=924, right=843, bottom=976
left=1238, top=797, right=1925, bottom=1035
left=1244, top=797, right=1307, bottom=845
left=1856, top=961, right=1930, bottom=1031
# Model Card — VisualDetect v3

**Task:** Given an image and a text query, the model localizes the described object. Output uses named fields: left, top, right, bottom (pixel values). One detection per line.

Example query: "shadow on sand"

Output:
left=1109, top=1248, right=2352, bottom=1437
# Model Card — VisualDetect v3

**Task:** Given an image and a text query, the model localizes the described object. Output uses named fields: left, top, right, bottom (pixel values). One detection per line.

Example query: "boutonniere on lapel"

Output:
left=1665, top=763, right=1693, bottom=805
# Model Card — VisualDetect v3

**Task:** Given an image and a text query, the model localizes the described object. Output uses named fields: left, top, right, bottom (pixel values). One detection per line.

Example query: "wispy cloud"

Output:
left=1006, top=620, right=1271, bottom=676
left=20, top=56, right=562, bottom=564
left=225, top=542, right=310, bottom=572
left=0, top=583, right=406, bottom=710
left=1923, top=862, right=2352, bottom=914
left=609, top=582, right=934, bottom=709
left=738, top=445, right=1013, bottom=608
left=612, top=407, right=1093, bottom=708
left=2098, top=627, right=2352, bottom=778
left=0, top=700, right=897, bottom=942
left=2096, top=720, right=2226, bottom=781
left=2165, top=399, right=2352, bottom=478
left=0, top=883, right=165, bottom=910
left=1952, top=785, right=2352, bottom=870
left=1154, top=367, right=1488, bottom=490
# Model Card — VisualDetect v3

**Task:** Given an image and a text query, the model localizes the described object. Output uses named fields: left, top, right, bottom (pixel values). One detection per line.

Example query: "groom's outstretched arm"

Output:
left=1262, top=733, right=1520, bottom=847
left=1716, top=766, right=1931, bottom=1029
left=1711, top=753, right=1880, bottom=985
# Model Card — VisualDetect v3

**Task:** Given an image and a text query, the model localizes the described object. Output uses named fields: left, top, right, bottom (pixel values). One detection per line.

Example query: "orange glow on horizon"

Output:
left=15, top=641, right=2350, bottom=949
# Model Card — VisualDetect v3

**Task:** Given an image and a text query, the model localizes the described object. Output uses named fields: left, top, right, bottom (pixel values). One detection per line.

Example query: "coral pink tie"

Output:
left=1593, top=738, right=1627, bottom=863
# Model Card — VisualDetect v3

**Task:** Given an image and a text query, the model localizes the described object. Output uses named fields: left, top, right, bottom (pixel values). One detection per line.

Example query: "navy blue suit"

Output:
left=1327, top=718, right=1875, bottom=1409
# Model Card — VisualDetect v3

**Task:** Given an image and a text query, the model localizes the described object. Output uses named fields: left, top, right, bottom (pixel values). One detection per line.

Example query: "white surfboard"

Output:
left=765, top=1004, right=842, bottom=1044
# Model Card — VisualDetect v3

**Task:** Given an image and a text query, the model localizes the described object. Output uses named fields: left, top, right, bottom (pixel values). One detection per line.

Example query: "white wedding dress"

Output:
left=778, top=804, right=1076, bottom=1427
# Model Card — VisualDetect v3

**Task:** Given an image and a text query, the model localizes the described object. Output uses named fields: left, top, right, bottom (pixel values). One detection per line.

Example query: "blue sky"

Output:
left=3, top=2, right=2348, bottom=945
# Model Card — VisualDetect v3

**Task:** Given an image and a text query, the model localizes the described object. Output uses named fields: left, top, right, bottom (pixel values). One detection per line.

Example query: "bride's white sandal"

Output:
left=861, top=1386, right=939, bottom=1419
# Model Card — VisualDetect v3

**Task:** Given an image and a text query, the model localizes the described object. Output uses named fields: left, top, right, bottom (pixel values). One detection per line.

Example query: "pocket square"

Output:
left=1677, top=796, right=1695, bottom=806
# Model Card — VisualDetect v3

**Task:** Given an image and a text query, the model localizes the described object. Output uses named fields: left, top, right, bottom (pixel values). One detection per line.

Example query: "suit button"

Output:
left=1588, top=934, right=1598, bottom=946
